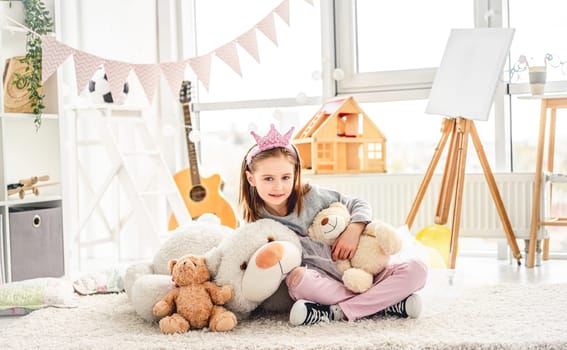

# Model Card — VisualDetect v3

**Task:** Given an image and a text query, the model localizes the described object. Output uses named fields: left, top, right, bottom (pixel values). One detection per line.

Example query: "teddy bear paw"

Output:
left=152, top=300, right=172, bottom=317
left=342, top=268, right=373, bottom=293
left=219, top=285, right=234, bottom=302
left=209, top=306, right=237, bottom=332
left=159, top=314, right=190, bottom=334
left=373, top=221, right=403, bottom=255
left=211, top=312, right=237, bottom=332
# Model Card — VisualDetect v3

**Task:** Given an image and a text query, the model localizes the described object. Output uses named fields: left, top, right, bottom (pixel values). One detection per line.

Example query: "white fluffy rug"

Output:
left=1, top=282, right=566, bottom=350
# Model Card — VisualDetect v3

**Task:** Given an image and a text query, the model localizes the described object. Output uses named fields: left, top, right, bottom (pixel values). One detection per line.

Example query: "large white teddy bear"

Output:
left=308, top=202, right=402, bottom=293
left=124, top=218, right=302, bottom=321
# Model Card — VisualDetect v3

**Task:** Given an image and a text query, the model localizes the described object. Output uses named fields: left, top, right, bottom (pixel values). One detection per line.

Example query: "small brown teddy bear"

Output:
left=152, top=254, right=237, bottom=333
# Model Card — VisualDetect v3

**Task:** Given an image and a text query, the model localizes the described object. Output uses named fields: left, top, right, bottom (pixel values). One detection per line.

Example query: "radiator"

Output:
left=304, top=173, right=536, bottom=239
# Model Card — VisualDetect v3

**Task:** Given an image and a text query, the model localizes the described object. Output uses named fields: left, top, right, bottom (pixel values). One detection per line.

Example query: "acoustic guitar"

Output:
left=168, top=81, right=238, bottom=229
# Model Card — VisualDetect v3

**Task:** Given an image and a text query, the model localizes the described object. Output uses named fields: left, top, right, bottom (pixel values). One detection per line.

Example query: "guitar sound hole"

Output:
left=190, top=185, right=207, bottom=202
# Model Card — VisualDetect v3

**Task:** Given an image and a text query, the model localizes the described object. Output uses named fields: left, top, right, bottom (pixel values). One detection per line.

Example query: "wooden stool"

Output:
left=521, top=94, right=567, bottom=268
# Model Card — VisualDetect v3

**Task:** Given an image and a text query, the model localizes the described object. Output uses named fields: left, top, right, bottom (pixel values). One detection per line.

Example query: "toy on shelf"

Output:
left=6, top=175, right=58, bottom=199
left=293, top=96, right=387, bottom=174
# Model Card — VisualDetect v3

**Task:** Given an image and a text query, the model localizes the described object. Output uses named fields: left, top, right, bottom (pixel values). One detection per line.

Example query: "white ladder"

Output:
left=68, top=106, right=191, bottom=271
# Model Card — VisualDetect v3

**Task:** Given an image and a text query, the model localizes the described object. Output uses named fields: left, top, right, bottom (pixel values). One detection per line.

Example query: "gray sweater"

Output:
left=260, top=184, right=372, bottom=281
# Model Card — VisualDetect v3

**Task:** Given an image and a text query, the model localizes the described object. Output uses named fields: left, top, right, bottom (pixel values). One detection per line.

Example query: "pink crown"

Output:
left=246, top=124, right=296, bottom=165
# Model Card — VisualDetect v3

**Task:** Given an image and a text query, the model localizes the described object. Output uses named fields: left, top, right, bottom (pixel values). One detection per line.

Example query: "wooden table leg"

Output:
left=528, top=100, right=548, bottom=267
left=542, top=108, right=557, bottom=260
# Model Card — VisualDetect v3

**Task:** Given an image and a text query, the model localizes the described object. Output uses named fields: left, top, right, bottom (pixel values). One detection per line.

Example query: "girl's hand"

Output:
left=331, top=222, right=365, bottom=261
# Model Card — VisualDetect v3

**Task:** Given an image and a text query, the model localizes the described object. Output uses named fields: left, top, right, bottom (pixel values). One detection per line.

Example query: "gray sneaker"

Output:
left=382, top=294, right=422, bottom=318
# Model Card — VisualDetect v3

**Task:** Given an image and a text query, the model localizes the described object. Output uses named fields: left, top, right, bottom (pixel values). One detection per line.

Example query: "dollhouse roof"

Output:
left=294, top=96, right=385, bottom=140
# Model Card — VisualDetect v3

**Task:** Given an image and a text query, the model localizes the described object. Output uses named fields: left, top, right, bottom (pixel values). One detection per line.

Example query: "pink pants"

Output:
left=286, top=259, right=428, bottom=321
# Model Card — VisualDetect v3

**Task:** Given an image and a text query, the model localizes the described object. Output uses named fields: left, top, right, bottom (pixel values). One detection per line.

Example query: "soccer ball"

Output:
left=87, top=68, right=129, bottom=104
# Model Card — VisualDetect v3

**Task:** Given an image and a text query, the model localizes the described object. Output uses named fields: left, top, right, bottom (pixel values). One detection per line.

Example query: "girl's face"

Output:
left=246, top=154, right=295, bottom=216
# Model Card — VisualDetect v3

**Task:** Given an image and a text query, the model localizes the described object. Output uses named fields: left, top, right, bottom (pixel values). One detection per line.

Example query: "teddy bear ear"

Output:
left=204, top=247, right=221, bottom=278
left=194, top=255, right=206, bottom=266
left=168, top=259, right=178, bottom=274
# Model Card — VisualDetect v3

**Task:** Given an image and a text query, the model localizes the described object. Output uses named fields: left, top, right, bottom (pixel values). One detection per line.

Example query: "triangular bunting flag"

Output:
left=132, top=63, right=161, bottom=104
left=215, top=42, right=242, bottom=77
left=257, top=13, right=278, bottom=47
left=237, top=29, right=260, bottom=63
left=41, top=0, right=312, bottom=102
left=160, top=60, right=187, bottom=98
left=41, top=36, right=73, bottom=83
left=188, top=55, right=212, bottom=91
left=104, top=60, right=131, bottom=105
left=275, top=0, right=290, bottom=26
left=73, top=51, right=105, bottom=94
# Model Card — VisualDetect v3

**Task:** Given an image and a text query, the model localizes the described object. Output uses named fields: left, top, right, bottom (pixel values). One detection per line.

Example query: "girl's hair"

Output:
left=239, top=145, right=310, bottom=222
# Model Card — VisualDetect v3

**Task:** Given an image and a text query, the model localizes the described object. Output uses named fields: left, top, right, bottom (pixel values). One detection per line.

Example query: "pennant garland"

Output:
left=256, top=12, right=279, bottom=47
left=132, top=63, right=161, bottom=103
left=275, top=1, right=291, bottom=26
left=160, top=61, right=188, bottom=99
left=215, top=42, right=242, bottom=77
left=73, top=51, right=105, bottom=94
left=237, top=29, right=261, bottom=63
left=187, top=55, right=212, bottom=91
left=41, top=35, right=73, bottom=83
left=29, top=0, right=315, bottom=104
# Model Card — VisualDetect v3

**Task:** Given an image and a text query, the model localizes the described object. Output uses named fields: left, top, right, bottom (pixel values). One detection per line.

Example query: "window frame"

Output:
left=177, top=0, right=327, bottom=114
left=333, top=0, right=518, bottom=172
left=334, top=0, right=435, bottom=101
left=333, top=0, right=501, bottom=102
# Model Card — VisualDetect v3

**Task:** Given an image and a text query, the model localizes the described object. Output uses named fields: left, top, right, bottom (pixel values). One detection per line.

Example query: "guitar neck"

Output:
left=182, top=102, right=201, bottom=186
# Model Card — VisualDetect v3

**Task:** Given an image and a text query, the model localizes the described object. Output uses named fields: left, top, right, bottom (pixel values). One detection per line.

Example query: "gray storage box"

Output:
left=9, top=206, right=64, bottom=281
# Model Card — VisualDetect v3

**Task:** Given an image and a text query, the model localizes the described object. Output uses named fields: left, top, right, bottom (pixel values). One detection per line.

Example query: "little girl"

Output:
left=239, top=124, right=428, bottom=326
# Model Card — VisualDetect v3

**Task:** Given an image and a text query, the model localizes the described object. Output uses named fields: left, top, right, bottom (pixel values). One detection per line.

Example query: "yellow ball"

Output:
left=415, top=224, right=452, bottom=267
left=426, top=246, right=447, bottom=269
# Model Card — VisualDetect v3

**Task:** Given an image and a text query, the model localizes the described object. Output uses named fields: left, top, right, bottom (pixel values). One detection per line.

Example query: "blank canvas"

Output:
left=426, top=28, right=515, bottom=121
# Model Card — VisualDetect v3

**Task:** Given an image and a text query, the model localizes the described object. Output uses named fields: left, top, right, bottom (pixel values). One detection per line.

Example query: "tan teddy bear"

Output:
left=309, top=202, right=402, bottom=293
left=152, top=254, right=237, bottom=333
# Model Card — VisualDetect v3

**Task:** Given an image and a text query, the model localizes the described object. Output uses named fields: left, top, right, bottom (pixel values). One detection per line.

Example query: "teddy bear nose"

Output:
left=255, top=242, right=284, bottom=269
left=321, top=217, right=328, bottom=225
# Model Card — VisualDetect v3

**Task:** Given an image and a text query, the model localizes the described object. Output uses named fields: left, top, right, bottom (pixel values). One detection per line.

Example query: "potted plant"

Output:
left=10, top=0, right=54, bottom=129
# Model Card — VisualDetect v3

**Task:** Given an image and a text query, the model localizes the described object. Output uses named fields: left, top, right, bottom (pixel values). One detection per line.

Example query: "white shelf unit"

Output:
left=1, top=0, right=64, bottom=283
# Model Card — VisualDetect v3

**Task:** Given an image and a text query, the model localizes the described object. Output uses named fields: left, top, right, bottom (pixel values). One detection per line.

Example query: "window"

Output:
left=333, top=0, right=501, bottom=172
left=190, top=0, right=322, bottom=102
left=335, top=0, right=473, bottom=98
left=183, top=1, right=567, bottom=256
left=507, top=0, right=567, bottom=172
left=506, top=1, right=567, bottom=256
left=176, top=0, right=322, bottom=215
left=367, top=143, right=381, bottom=159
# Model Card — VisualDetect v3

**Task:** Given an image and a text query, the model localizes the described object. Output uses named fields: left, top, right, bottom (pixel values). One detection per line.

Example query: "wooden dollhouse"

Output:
left=292, top=96, right=387, bottom=174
